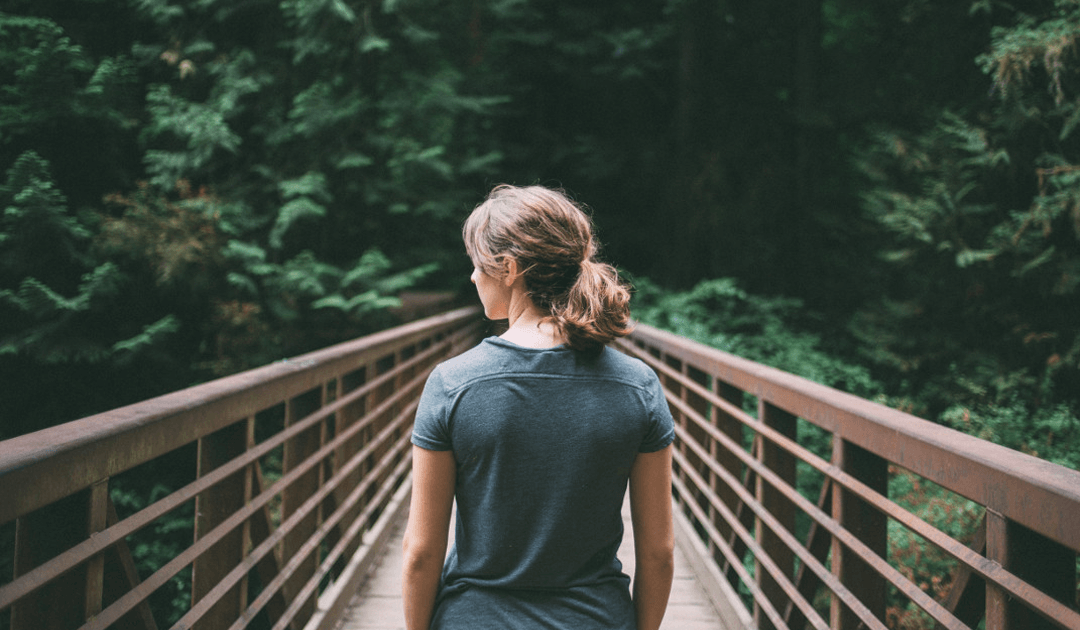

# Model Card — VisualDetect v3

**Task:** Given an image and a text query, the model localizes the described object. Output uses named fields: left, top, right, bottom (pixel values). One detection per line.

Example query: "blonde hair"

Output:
left=463, top=184, right=632, bottom=352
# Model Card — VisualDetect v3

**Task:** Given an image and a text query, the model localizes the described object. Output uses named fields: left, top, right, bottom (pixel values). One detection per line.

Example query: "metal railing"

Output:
left=0, top=306, right=484, bottom=630
left=4, top=310, right=1078, bottom=630
left=616, top=323, right=1080, bottom=630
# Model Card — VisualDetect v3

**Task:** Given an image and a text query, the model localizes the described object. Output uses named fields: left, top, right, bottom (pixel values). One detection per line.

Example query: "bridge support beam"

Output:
left=831, top=437, right=887, bottom=630
left=985, top=510, right=1077, bottom=630
left=711, top=381, right=744, bottom=584
left=283, top=389, right=326, bottom=627
left=193, top=418, right=249, bottom=630
left=755, top=401, right=797, bottom=630
left=11, top=491, right=89, bottom=629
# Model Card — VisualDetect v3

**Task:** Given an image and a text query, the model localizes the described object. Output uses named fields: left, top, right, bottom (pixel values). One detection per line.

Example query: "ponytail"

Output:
left=552, top=259, right=632, bottom=353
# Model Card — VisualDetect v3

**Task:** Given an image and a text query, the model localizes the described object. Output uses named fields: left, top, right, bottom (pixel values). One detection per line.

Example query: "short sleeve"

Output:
left=638, top=371, right=675, bottom=453
left=411, top=366, right=453, bottom=451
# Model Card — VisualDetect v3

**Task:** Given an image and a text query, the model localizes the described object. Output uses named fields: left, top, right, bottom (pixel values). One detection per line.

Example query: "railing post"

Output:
left=985, top=509, right=1008, bottom=630
left=85, top=478, right=108, bottom=620
left=985, top=509, right=1076, bottom=629
left=661, top=353, right=688, bottom=512
left=830, top=436, right=887, bottom=630
left=381, top=349, right=406, bottom=490
left=334, top=365, right=368, bottom=564
left=11, top=492, right=89, bottom=629
left=755, top=401, right=796, bottom=630
left=282, top=389, right=324, bottom=625
left=242, top=415, right=255, bottom=613
left=693, top=370, right=716, bottom=549
left=396, top=343, right=420, bottom=467
left=365, top=354, right=396, bottom=515
left=680, top=361, right=710, bottom=524
left=192, top=419, right=248, bottom=630
left=320, top=377, right=344, bottom=573
left=317, top=380, right=332, bottom=539
left=712, top=381, right=745, bottom=590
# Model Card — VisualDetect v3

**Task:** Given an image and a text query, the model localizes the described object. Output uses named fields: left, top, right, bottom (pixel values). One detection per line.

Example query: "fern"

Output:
left=269, top=198, right=327, bottom=249
left=277, top=171, right=331, bottom=202
left=312, top=290, right=401, bottom=315
left=141, top=84, right=242, bottom=187
left=130, top=0, right=186, bottom=24
left=267, top=172, right=332, bottom=249
left=112, top=315, right=180, bottom=357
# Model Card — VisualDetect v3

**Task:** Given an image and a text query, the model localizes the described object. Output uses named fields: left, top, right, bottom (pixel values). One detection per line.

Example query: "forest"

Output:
left=2, top=1, right=1079, bottom=472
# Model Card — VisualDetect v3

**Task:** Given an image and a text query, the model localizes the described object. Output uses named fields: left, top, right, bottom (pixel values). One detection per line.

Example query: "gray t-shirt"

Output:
left=412, top=336, right=675, bottom=629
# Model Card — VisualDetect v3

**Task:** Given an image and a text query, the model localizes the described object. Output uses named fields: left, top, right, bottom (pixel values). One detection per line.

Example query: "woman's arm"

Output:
left=402, top=446, right=456, bottom=630
left=628, top=444, right=675, bottom=630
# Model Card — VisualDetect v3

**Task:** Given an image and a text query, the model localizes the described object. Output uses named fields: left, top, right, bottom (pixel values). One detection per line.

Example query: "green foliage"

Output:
left=313, top=249, right=439, bottom=316
left=852, top=1, right=1080, bottom=466
left=941, top=399, right=1080, bottom=469
left=859, top=112, right=1008, bottom=267
left=97, top=183, right=436, bottom=378
left=0, top=15, right=98, bottom=132
left=0, top=12, right=140, bottom=208
left=977, top=2, right=1080, bottom=112
left=0, top=151, right=89, bottom=287
left=0, top=0, right=513, bottom=431
left=633, top=277, right=881, bottom=397
left=0, top=152, right=127, bottom=363
left=109, top=478, right=195, bottom=627
left=887, top=469, right=983, bottom=629
left=0, top=265, right=124, bottom=363
left=270, top=172, right=330, bottom=249
left=141, top=84, right=243, bottom=188
left=111, top=315, right=182, bottom=363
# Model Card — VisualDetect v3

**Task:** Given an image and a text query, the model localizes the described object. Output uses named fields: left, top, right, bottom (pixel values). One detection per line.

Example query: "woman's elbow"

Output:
left=637, top=538, right=675, bottom=572
left=402, top=532, right=444, bottom=572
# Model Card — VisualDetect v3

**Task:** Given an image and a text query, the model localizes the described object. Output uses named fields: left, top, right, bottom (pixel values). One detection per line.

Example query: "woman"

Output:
left=402, top=185, right=675, bottom=630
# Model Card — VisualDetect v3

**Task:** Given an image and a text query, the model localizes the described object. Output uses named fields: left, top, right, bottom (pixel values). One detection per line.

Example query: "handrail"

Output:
left=617, top=322, right=1080, bottom=630
left=0, top=305, right=484, bottom=630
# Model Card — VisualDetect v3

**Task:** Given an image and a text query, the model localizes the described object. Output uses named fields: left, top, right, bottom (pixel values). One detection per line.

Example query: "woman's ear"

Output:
left=503, top=258, right=522, bottom=287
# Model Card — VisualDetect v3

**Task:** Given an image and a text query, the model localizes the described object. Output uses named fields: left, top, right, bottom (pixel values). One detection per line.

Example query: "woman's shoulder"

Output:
left=430, top=337, right=659, bottom=392
left=594, top=344, right=659, bottom=381
left=428, top=337, right=512, bottom=388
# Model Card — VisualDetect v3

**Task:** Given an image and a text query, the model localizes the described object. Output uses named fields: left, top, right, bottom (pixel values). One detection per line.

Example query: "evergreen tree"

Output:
left=0, top=152, right=180, bottom=437
left=0, top=11, right=140, bottom=208
left=853, top=0, right=1080, bottom=468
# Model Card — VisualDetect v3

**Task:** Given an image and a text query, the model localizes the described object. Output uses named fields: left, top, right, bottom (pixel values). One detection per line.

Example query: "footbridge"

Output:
left=2, top=306, right=1078, bottom=630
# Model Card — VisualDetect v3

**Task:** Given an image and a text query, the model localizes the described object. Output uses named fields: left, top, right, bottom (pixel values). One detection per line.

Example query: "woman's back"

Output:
left=413, top=338, right=673, bottom=628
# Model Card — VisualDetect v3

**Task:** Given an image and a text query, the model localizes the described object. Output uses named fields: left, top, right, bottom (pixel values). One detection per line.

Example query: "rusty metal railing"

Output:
left=617, top=323, right=1080, bottom=630
left=0, top=306, right=484, bottom=630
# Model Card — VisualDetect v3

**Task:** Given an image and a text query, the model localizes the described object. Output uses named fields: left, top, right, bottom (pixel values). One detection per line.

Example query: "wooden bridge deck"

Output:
left=335, top=492, right=737, bottom=630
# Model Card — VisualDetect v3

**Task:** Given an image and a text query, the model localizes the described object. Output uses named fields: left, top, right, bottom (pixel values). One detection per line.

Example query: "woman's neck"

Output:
left=501, top=295, right=566, bottom=348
